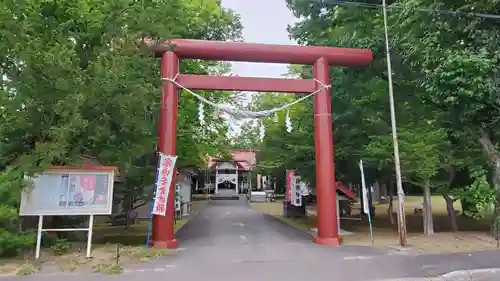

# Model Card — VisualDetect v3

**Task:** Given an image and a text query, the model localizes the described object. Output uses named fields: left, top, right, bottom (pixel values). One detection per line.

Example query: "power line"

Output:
left=300, top=0, right=500, bottom=20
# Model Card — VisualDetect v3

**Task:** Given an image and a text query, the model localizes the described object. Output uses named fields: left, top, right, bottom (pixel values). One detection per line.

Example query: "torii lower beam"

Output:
left=177, top=74, right=317, bottom=93
left=148, top=38, right=373, bottom=249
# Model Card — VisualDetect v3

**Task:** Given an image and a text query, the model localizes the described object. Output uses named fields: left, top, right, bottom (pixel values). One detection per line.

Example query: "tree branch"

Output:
left=401, top=177, right=434, bottom=189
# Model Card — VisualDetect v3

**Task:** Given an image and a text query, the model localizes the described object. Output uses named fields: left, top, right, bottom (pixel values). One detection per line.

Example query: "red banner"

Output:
left=286, top=170, right=295, bottom=202
left=152, top=154, right=178, bottom=216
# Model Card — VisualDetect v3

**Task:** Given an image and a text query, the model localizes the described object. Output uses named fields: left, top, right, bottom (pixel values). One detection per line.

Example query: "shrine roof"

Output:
left=336, top=182, right=357, bottom=201
left=207, top=149, right=257, bottom=171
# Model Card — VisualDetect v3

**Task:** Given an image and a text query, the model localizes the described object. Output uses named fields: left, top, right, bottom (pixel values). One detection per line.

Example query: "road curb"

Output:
left=250, top=207, right=316, bottom=239
left=442, top=268, right=500, bottom=278
left=373, top=268, right=500, bottom=281
left=174, top=211, right=199, bottom=234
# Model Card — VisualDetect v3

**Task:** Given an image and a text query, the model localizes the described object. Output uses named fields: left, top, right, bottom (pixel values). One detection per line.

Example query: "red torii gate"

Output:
left=149, top=39, right=372, bottom=248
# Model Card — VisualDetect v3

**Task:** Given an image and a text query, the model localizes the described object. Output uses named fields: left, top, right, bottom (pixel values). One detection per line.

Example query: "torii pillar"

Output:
left=147, top=39, right=373, bottom=248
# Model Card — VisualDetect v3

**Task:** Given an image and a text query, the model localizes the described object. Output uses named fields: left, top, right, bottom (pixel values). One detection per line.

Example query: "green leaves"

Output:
left=0, top=0, right=242, bottom=211
left=254, top=0, right=500, bottom=195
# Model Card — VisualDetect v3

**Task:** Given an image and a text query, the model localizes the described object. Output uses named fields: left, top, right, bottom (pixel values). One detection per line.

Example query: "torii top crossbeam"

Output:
left=151, top=39, right=372, bottom=67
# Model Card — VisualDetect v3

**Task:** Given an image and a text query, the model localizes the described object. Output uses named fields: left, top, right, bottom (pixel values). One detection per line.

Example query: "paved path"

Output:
left=7, top=199, right=500, bottom=281
left=169, top=198, right=389, bottom=265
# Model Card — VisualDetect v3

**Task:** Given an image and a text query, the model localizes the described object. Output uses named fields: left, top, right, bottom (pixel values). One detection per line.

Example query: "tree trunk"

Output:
left=442, top=165, right=458, bottom=231
left=478, top=129, right=500, bottom=233
left=422, top=180, right=434, bottom=235
left=443, top=194, right=458, bottom=231
left=372, top=180, right=381, bottom=203
left=125, top=196, right=131, bottom=231
left=387, top=179, right=396, bottom=225
left=380, top=180, right=388, bottom=203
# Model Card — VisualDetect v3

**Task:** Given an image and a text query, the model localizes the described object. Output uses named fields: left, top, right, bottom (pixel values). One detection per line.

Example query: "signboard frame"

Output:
left=18, top=166, right=117, bottom=259
left=20, top=167, right=115, bottom=216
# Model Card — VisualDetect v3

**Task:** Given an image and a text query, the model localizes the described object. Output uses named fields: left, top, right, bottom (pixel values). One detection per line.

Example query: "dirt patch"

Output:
left=0, top=244, right=170, bottom=276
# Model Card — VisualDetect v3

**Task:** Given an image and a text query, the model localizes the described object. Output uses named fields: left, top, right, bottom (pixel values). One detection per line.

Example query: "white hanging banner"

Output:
left=152, top=154, right=178, bottom=216
left=359, top=160, right=369, bottom=215
left=174, top=184, right=181, bottom=212
left=290, top=175, right=302, bottom=207
left=359, top=159, right=375, bottom=243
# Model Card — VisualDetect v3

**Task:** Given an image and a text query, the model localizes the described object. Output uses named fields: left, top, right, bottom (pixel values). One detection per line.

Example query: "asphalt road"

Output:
left=6, top=197, right=500, bottom=281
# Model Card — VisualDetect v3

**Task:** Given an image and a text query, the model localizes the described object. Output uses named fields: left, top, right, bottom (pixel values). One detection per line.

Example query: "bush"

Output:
left=0, top=228, right=35, bottom=257
left=0, top=205, right=35, bottom=257
left=51, top=239, right=72, bottom=255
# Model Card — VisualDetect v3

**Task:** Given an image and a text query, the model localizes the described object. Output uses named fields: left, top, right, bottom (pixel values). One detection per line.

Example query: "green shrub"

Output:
left=51, top=239, right=72, bottom=255
left=0, top=205, right=35, bottom=257
left=0, top=228, right=35, bottom=257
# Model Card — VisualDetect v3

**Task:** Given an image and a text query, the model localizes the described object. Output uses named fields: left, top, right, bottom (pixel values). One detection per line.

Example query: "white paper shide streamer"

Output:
left=285, top=110, right=292, bottom=133
left=162, top=75, right=331, bottom=121
left=161, top=75, right=331, bottom=140
left=259, top=120, right=265, bottom=141
left=198, top=101, right=205, bottom=126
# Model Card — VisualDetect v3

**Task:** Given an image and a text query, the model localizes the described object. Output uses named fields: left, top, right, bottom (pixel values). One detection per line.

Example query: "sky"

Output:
left=219, top=0, right=299, bottom=135
left=220, top=0, right=298, bottom=78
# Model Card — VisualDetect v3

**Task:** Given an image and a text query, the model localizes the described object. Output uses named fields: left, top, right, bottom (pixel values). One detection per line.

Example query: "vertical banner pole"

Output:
left=146, top=154, right=162, bottom=248
left=359, top=160, right=374, bottom=244
left=35, top=215, right=43, bottom=259
left=367, top=210, right=374, bottom=244
left=86, top=215, right=94, bottom=258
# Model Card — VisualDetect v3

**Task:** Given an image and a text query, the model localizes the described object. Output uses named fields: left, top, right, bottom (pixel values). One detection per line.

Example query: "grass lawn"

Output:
left=250, top=196, right=500, bottom=253
left=192, top=194, right=209, bottom=200
left=0, top=200, right=208, bottom=276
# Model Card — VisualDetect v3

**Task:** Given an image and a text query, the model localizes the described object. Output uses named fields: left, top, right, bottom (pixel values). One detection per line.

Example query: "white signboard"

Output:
left=290, top=175, right=302, bottom=207
left=359, top=160, right=370, bottom=215
left=19, top=170, right=115, bottom=216
left=151, top=154, right=177, bottom=216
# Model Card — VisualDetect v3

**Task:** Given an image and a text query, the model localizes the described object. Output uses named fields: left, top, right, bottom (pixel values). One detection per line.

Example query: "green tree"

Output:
left=394, top=0, right=500, bottom=227
left=281, top=0, right=497, bottom=234
left=0, top=0, right=242, bottom=245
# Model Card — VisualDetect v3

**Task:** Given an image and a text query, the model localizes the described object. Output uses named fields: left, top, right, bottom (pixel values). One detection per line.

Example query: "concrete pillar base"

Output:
left=149, top=239, right=178, bottom=249
left=314, top=236, right=342, bottom=246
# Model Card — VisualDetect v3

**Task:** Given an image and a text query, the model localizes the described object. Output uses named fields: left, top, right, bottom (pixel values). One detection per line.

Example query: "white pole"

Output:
left=337, top=197, right=340, bottom=232
left=35, top=215, right=43, bottom=259
left=215, top=165, right=219, bottom=194
left=86, top=215, right=94, bottom=258
left=382, top=0, right=407, bottom=246
left=235, top=168, right=239, bottom=194
left=249, top=171, right=252, bottom=192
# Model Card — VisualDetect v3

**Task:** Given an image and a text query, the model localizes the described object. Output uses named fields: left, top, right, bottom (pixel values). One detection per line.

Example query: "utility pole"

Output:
left=382, top=0, right=407, bottom=246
